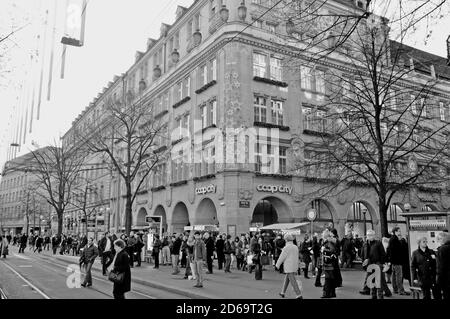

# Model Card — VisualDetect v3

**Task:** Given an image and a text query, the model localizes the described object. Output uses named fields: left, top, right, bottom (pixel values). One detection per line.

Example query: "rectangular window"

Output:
left=301, top=66, right=312, bottom=91
left=200, top=65, right=208, bottom=86
left=315, top=70, right=326, bottom=94
left=252, top=18, right=263, bottom=28
left=211, top=58, right=217, bottom=81
left=210, top=100, right=217, bottom=126
left=253, top=53, right=267, bottom=78
left=254, top=96, right=267, bottom=122
left=200, top=104, right=207, bottom=129
left=271, top=99, right=284, bottom=125
left=279, top=147, right=287, bottom=174
left=267, top=23, right=276, bottom=33
left=302, top=107, right=313, bottom=130
left=420, top=97, right=427, bottom=117
left=411, top=95, right=417, bottom=115
left=178, top=82, right=183, bottom=101
left=184, top=76, right=191, bottom=97
left=270, top=56, right=282, bottom=81
left=315, top=110, right=326, bottom=132
left=440, top=102, right=445, bottom=121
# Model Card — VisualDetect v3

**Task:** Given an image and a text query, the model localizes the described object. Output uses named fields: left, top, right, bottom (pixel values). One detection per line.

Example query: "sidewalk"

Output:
left=37, top=248, right=412, bottom=299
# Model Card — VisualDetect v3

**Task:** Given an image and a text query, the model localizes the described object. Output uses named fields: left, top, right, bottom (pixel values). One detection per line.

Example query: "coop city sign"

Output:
left=256, top=184, right=293, bottom=195
left=196, top=185, right=217, bottom=195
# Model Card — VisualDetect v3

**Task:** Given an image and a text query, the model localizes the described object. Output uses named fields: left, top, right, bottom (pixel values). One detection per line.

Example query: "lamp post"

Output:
left=362, top=208, right=367, bottom=240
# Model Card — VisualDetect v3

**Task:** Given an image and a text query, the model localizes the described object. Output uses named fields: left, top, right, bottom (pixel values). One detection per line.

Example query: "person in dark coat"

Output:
left=437, top=232, right=450, bottom=300
left=110, top=239, right=131, bottom=299
left=171, top=234, right=182, bottom=275
left=341, top=233, right=355, bottom=268
left=321, top=229, right=338, bottom=298
left=251, top=237, right=263, bottom=280
left=215, top=235, right=225, bottom=270
left=299, top=235, right=312, bottom=278
left=411, top=236, right=439, bottom=299
left=330, top=228, right=343, bottom=287
left=152, top=234, right=162, bottom=269
left=19, top=233, right=28, bottom=253
left=274, top=234, right=286, bottom=274
left=34, top=235, right=43, bottom=253
left=367, top=234, right=391, bottom=299
left=387, top=227, right=409, bottom=295
left=400, top=236, right=411, bottom=286
left=204, top=232, right=215, bottom=274
left=311, top=234, right=320, bottom=276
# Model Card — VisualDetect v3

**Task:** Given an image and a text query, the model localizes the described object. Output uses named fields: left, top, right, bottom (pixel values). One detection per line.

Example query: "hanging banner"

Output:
left=61, top=0, right=87, bottom=47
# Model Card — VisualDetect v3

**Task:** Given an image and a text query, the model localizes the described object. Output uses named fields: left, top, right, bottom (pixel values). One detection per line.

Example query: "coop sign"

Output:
left=195, top=185, right=216, bottom=195
left=409, top=219, right=447, bottom=230
left=256, top=184, right=293, bottom=195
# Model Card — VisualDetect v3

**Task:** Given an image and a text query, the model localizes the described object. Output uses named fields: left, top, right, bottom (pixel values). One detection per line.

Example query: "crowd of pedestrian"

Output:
left=1, top=225, right=448, bottom=300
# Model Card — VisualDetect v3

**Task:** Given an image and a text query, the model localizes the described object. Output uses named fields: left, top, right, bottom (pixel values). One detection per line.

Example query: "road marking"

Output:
left=0, top=261, right=51, bottom=299
left=33, top=254, right=157, bottom=299
left=19, top=265, right=33, bottom=268
left=14, top=254, right=31, bottom=260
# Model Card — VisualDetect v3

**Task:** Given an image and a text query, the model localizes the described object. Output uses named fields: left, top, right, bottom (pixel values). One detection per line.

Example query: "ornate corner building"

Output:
left=60, top=0, right=450, bottom=238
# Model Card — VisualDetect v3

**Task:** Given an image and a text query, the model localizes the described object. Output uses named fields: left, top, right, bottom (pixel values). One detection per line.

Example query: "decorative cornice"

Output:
left=195, top=80, right=217, bottom=94
left=172, top=96, right=191, bottom=109
left=154, top=109, right=168, bottom=119
left=193, top=174, right=216, bottom=182
left=303, top=129, right=332, bottom=137
left=153, top=145, right=168, bottom=154
left=253, top=76, right=288, bottom=87
left=151, top=185, right=166, bottom=192
left=170, top=180, right=188, bottom=187
left=254, top=121, right=290, bottom=131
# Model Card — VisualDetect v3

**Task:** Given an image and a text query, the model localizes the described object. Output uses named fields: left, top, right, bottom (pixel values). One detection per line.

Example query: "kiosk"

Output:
left=400, top=211, right=450, bottom=298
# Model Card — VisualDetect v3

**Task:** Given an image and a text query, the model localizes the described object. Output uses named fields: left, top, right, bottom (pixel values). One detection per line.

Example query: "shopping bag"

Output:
left=247, top=254, right=254, bottom=265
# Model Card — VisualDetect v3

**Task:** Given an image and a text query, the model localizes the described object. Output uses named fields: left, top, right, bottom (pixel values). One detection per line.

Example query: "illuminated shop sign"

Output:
left=256, top=184, right=293, bottom=195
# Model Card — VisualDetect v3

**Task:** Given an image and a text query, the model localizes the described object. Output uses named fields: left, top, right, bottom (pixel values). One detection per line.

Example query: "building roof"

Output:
left=390, top=40, right=450, bottom=81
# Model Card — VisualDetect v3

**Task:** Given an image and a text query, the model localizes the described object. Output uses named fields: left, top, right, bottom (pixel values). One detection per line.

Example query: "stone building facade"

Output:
left=62, top=0, right=450, bottom=238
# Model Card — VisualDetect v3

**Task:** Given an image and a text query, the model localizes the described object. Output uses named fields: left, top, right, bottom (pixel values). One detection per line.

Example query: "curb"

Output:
left=52, top=255, right=211, bottom=299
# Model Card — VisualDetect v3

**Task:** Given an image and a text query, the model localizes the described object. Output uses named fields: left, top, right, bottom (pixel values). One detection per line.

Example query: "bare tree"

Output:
left=26, top=144, right=85, bottom=235
left=291, top=14, right=450, bottom=236
left=74, top=89, right=168, bottom=236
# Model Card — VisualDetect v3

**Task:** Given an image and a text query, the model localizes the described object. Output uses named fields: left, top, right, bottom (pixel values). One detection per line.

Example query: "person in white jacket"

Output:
left=275, top=234, right=303, bottom=299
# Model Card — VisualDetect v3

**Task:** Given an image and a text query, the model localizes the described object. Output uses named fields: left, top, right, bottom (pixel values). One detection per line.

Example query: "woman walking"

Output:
left=152, top=234, right=162, bottom=269
left=235, top=236, right=245, bottom=270
left=411, top=236, right=439, bottom=299
left=299, top=235, right=312, bottom=279
left=109, top=239, right=131, bottom=299
left=276, top=234, right=303, bottom=299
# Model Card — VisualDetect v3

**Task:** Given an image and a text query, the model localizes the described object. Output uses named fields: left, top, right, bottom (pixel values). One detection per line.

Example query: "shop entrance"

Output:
left=251, top=197, right=291, bottom=227
left=172, top=202, right=190, bottom=234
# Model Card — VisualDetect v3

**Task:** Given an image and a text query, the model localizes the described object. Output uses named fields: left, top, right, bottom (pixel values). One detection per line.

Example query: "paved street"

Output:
left=0, top=245, right=189, bottom=299
left=0, top=245, right=413, bottom=299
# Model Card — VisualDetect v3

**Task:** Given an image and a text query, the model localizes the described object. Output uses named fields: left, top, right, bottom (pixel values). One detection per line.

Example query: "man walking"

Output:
left=19, top=233, right=28, bottom=253
left=215, top=234, right=225, bottom=270
left=204, top=232, right=215, bottom=274
left=193, top=231, right=207, bottom=288
left=276, top=234, right=303, bottom=299
left=81, top=238, right=99, bottom=288
left=171, top=234, right=182, bottom=275
left=224, top=235, right=234, bottom=273
left=98, top=232, right=114, bottom=276
left=387, top=227, right=410, bottom=295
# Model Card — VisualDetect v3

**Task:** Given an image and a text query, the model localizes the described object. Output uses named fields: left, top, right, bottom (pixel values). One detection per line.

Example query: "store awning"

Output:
left=259, top=222, right=310, bottom=231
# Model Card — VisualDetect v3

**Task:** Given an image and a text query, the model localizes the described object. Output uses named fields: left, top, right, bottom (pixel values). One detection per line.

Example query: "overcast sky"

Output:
left=1, top=0, right=449, bottom=170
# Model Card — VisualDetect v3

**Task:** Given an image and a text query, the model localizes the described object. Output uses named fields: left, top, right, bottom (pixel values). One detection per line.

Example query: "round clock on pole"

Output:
left=307, top=208, right=317, bottom=221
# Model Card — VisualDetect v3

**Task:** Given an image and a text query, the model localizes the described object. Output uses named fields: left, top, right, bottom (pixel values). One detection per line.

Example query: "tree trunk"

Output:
left=378, top=195, right=389, bottom=237
left=57, top=212, right=63, bottom=235
left=125, top=183, right=133, bottom=236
